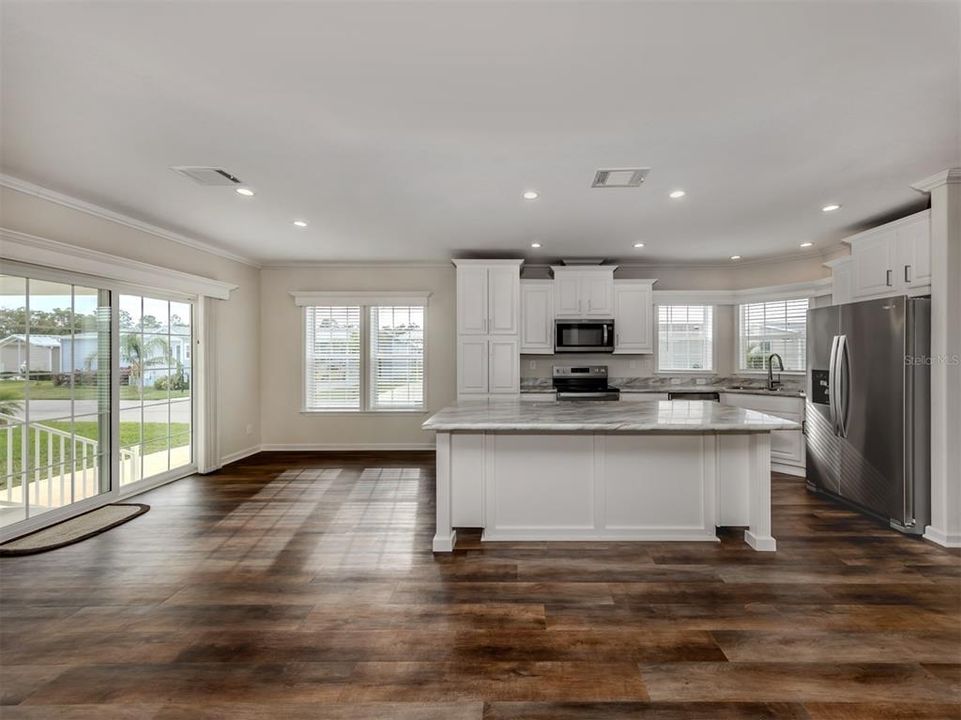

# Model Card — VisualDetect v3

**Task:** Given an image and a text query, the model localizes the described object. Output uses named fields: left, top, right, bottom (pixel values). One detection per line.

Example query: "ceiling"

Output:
left=1, top=1, right=958, bottom=265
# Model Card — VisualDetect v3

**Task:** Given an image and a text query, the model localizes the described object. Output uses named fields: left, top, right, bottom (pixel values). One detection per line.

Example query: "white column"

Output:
left=913, top=169, right=961, bottom=547
left=432, top=431, right=456, bottom=552
left=745, top=432, right=776, bottom=551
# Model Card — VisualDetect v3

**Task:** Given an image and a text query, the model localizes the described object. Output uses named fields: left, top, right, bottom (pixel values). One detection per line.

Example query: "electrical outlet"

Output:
left=529, top=360, right=536, bottom=370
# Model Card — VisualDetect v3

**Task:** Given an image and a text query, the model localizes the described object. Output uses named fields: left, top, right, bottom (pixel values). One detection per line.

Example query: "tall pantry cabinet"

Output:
left=453, top=259, right=523, bottom=398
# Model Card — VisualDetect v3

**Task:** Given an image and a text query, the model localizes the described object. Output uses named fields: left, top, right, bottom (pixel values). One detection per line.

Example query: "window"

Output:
left=738, top=298, right=809, bottom=371
left=657, top=305, right=714, bottom=372
left=303, top=303, right=425, bottom=411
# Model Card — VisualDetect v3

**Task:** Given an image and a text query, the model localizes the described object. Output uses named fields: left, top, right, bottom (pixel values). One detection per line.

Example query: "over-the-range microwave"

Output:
left=554, top=319, right=615, bottom=353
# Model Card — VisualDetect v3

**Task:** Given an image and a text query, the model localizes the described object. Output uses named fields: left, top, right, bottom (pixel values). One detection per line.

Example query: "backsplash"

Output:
left=521, top=353, right=657, bottom=378
left=520, top=373, right=805, bottom=393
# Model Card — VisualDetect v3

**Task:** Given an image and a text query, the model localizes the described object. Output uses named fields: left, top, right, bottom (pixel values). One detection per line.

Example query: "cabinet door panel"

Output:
left=554, top=274, right=582, bottom=317
left=852, top=230, right=895, bottom=298
left=521, top=283, right=554, bottom=353
left=489, top=338, right=519, bottom=394
left=583, top=275, right=613, bottom=316
left=771, top=429, right=803, bottom=464
left=897, top=215, right=931, bottom=288
left=457, top=267, right=489, bottom=334
left=488, top=266, right=519, bottom=334
left=613, top=283, right=652, bottom=353
left=457, top=338, right=489, bottom=395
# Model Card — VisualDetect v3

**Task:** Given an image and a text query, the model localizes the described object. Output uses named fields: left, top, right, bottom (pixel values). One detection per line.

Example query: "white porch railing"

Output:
left=0, top=412, right=138, bottom=511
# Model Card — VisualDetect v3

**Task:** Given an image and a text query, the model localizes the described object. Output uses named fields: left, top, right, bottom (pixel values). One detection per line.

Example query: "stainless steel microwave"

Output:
left=554, top=319, right=615, bottom=353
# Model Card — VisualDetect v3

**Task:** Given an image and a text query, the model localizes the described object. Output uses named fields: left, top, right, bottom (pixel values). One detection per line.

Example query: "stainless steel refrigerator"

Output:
left=806, top=295, right=930, bottom=533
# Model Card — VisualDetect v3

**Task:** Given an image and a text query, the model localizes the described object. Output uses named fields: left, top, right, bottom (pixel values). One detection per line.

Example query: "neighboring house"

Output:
left=0, top=330, right=191, bottom=383
left=0, top=335, right=62, bottom=374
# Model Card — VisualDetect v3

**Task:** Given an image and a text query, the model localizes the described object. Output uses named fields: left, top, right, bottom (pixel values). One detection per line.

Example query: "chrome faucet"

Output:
left=767, top=353, right=784, bottom=391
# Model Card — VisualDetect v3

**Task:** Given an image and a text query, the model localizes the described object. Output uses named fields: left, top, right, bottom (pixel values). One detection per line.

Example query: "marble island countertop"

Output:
left=422, top=399, right=800, bottom=433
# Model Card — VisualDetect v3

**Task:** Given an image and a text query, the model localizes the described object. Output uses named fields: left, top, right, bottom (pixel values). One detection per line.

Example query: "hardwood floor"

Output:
left=1, top=451, right=958, bottom=719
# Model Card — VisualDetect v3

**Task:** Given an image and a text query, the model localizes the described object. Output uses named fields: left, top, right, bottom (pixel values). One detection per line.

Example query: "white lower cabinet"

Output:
left=458, top=337, right=519, bottom=396
left=720, top=393, right=805, bottom=474
left=620, top=393, right=669, bottom=401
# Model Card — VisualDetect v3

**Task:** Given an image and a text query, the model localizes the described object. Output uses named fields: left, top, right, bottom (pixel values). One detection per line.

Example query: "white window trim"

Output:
left=654, top=303, right=718, bottom=375
left=734, top=297, right=810, bottom=375
left=299, top=297, right=429, bottom=414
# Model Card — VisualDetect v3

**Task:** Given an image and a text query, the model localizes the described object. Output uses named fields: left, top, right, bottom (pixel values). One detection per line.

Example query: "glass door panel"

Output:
left=0, top=274, right=111, bottom=528
left=119, top=293, right=193, bottom=487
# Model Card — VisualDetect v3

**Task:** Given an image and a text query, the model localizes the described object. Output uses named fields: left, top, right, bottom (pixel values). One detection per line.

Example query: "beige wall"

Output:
left=0, top=186, right=262, bottom=462
left=260, top=264, right=455, bottom=449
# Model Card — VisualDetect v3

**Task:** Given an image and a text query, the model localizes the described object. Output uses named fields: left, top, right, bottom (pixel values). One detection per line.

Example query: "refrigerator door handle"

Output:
left=828, top=335, right=840, bottom=435
left=838, top=334, right=851, bottom=438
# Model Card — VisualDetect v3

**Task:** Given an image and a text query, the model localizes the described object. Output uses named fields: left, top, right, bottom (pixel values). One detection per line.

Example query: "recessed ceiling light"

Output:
left=235, top=187, right=254, bottom=197
left=633, top=242, right=645, bottom=248
left=530, top=242, right=542, bottom=249
left=730, top=255, right=742, bottom=261
left=822, top=204, right=841, bottom=212
left=293, top=220, right=308, bottom=228
left=669, top=190, right=686, bottom=199
left=800, top=241, right=814, bottom=248
left=523, top=191, right=539, bottom=200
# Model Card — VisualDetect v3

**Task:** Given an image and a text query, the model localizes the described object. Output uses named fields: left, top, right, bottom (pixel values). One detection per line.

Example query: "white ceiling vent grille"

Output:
left=170, top=166, right=242, bottom=186
left=591, top=168, right=650, bottom=188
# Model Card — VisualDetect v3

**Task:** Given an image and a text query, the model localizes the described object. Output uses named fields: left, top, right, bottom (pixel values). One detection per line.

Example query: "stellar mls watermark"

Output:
left=905, top=354, right=961, bottom=366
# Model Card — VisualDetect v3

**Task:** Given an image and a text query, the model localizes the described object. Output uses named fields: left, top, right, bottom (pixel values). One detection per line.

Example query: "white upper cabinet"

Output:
left=488, top=265, right=520, bottom=335
left=551, top=266, right=616, bottom=318
left=613, top=280, right=655, bottom=354
left=520, top=280, right=554, bottom=354
left=454, top=260, right=521, bottom=336
left=848, top=210, right=931, bottom=300
left=456, top=264, right=489, bottom=334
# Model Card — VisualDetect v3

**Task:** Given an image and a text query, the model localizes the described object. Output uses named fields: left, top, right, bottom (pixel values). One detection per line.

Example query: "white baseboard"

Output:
left=923, top=525, right=961, bottom=548
left=259, top=443, right=435, bottom=452
left=220, top=445, right=263, bottom=466
left=771, top=462, right=806, bottom=477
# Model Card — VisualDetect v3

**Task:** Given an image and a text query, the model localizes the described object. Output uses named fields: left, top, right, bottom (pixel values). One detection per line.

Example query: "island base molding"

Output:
left=432, top=430, right=776, bottom=553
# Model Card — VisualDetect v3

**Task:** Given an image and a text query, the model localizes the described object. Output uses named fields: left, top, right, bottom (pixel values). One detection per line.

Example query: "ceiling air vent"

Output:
left=170, top=166, right=242, bottom=186
left=591, top=168, right=650, bottom=188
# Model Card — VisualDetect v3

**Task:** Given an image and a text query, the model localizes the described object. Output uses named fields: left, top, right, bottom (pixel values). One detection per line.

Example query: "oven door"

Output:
left=554, top=320, right=614, bottom=353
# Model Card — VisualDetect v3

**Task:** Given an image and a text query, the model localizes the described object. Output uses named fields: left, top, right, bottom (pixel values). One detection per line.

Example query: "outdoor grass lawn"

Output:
left=0, top=379, right=189, bottom=401
left=0, top=421, right=190, bottom=482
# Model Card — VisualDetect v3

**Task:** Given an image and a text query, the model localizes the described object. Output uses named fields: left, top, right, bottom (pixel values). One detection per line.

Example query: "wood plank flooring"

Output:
left=1, top=451, right=958, bottom=719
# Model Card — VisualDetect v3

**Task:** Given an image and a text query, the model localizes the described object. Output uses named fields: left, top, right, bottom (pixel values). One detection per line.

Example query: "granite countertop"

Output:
left=519, top=377, right=805, bottom=398
left=422, top=399, right=800, bottom=433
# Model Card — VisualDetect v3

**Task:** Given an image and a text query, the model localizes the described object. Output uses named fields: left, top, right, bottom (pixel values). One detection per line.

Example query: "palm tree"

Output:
left=120, top=334, right=171, bottom=395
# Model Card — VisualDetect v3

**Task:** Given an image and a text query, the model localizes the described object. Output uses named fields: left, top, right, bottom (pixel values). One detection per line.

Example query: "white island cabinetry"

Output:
left=425, top=399, right=797, bottom=554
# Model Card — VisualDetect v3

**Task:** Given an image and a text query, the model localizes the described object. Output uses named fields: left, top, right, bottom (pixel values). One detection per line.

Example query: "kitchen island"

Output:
left=422, top=399, right=799, bottom=553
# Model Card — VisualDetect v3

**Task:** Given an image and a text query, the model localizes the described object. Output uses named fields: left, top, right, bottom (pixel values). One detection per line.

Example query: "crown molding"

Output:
left=0, top=227, right=237, bottom=299
left=0, top=174, right=261, bottom=268
left=263, top=260, right=453, bottom=269
left=841, top=209, right=930, bottom=246
left=911, top=168, right=961, bottom=193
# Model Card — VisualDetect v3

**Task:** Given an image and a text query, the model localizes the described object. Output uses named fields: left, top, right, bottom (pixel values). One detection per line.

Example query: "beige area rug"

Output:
left=0, top=503, right=149, bottom=556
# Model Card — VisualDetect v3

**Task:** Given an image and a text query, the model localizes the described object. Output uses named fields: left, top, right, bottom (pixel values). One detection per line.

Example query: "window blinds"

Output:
left=657, top=305, right=714, bottom=371
left=369, top=305, right=425, bottom=409
left=304, top=306, right=361, bottom=410
left=739, top=298, right=809, bottom=371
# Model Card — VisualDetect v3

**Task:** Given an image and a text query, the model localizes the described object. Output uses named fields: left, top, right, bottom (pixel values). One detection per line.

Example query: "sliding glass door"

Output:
left=0, top=269, right=196, bottom=535
left=118, top=293, right=193, bottom=486
left=0, top=274, right=111, bottom=528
